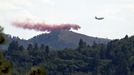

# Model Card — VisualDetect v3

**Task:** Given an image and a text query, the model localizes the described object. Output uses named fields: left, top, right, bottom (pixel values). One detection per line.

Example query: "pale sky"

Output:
left=0, top=0, right=134, bottom=39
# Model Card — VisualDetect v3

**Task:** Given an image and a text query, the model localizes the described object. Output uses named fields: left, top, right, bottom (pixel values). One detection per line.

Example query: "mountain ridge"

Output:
left=28, top=30, right=110, bottom=49
left=0, top=30, right=110, bottom=50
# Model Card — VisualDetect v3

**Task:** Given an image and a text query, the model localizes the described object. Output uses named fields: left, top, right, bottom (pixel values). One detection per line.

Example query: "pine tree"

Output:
left=0, top=26, right=12, bottom=75
left=45, top=45, right=49, bottom=55
left=0, top=26, right=5, bottom=44
left=78, top=39, right=87, bottom=51
left=33, top=43, right=39, bottom=50
left=27, top=44, right=33, bottom=51
left=40, top=44, right=45, bottom=50
left=8, top=41, right=19, bottom=51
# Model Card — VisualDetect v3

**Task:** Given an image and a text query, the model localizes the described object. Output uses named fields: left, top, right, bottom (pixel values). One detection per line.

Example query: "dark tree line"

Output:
left=8, top=42, right=49, bottom=52
left=4, top=34, right=134, bottom=75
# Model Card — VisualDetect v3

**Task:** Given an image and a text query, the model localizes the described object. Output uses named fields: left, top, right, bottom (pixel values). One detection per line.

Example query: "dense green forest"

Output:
left=1, top=26, right=134, bottom=75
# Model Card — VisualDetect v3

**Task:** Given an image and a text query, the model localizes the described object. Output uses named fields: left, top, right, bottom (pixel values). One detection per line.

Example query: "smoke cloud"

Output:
left=12, top=21, right=81, bottom=32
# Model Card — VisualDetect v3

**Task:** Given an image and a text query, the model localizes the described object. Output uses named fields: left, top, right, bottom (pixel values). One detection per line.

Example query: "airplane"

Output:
left=95, top=16, right=104, bottom=20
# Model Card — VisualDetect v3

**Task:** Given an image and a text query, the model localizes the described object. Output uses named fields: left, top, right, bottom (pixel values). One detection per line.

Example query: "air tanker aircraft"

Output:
left=95, top=16, right=104, bottom=20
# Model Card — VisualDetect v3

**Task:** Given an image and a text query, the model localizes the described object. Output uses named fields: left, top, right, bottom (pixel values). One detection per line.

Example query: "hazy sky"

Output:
left=0, top=0, right=134, bottom=39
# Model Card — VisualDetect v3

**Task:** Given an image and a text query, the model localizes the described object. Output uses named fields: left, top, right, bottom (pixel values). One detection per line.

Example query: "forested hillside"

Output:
left=0, top=30, right=110, bottom=50
left=3, top=34, right=134, bottom=75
